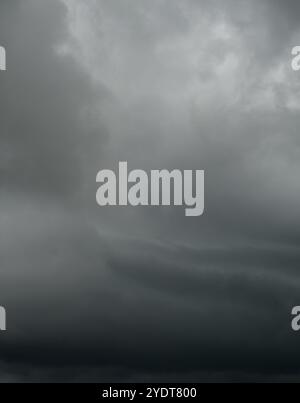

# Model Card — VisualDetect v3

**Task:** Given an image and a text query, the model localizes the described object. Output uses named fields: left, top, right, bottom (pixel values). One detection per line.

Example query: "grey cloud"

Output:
left=1, top=0, right=300, bottom=382
left=0, top=0, right=108, bottom=200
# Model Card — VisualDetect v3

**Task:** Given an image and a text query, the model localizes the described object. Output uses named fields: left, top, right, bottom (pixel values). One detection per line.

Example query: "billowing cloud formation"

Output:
left=1, top=0, right=300, bottom=382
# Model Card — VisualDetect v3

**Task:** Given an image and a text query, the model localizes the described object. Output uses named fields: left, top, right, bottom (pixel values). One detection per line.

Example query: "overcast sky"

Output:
left=1, top=0, right=300, bottom=382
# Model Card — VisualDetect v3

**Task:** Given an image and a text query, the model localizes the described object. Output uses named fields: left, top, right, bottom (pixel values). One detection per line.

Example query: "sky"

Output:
left=1, top=0, right=300, bottom=382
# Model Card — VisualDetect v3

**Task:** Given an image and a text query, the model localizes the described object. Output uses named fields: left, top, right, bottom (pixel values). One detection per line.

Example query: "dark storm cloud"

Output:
left=1, top=217, right=300, bottom=380
left=0, top=0, right=109, bottom=199
left=1, top=0, right=300, bottom=382
left=61, top=0, right=300, bottom=245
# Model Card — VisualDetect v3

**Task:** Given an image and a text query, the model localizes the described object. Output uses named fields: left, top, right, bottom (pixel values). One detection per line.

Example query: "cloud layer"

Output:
left=1, top=0, right=300, bottom=382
